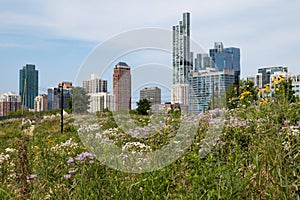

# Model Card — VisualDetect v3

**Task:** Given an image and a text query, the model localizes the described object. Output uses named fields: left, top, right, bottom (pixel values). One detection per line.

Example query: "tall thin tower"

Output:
left=19, top=64, right=39, bottom=109
left=172, top=12, right=192, bottom=108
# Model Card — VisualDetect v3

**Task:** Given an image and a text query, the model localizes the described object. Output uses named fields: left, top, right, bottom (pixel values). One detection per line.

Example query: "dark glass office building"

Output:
left=19, top=64, right=39, bottom=109
left=209, top=42, right=240, bottom=86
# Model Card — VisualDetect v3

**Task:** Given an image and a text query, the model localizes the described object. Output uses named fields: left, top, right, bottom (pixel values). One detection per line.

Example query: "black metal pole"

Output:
left=61, top=83, right=64, bottom=133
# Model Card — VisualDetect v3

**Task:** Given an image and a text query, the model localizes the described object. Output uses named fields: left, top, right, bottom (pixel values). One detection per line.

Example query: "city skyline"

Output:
left=1, top=1, right=300, bottom=96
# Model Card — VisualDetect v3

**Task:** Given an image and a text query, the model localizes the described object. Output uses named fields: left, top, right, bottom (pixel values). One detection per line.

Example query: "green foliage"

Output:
left=0, top=98, right=299, bottom=199
left=226, top=80, right=258, bottom=109
left=136, top=98, right=151, bottom=115
left=274, top=79, right=295, bottom=104
left=71, top=87, right=90, bottom=114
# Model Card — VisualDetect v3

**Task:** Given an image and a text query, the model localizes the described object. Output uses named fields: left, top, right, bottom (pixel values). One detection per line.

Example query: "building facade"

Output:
left=58, top=82, right=72, bottom=109
left=292, top=75, right=300, bottom=98
left=0, top=92, right=21, bottom=116
left=140, top=87, right=161, bottom=105
left=194, top=53, right=213, bottom=71
left=83, top=74, right=107, bottom=94
left=88, top=93, right=114, bottom=113
left=189, top=69, right=235, bottom=114
left=209, top=42, right=240, bottom=86
left=172, top=12, right=192, bottom=108
left=47, top=87, right=59, bottom=110
left=256, top=66, right=288, bottom=88
left=34, top=94, right=48, bottom=112
left=113, top=62, right=131, bottom=110
left=19, top=64, right=39, bottom=109
left=47, top=82, right=73, bottom=110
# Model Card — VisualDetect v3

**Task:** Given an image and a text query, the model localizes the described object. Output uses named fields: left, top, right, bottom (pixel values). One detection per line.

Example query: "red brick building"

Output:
left=113, top=62, right=131, bottom=111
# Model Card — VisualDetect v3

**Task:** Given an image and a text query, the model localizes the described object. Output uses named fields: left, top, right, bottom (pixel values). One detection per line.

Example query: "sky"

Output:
left=1, top=0, right=300, bottom=103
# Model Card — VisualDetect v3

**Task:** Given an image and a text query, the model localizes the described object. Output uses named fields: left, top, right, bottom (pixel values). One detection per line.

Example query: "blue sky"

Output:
left=1, top=0, right=300, bottom=104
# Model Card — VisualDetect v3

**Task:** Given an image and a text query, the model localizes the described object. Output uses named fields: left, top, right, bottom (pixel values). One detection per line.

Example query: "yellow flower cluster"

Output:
left=263, top=85, right=270, bottom=92
left=240, top=90, right=252, bottom=100
left=260, top=98, right=268, bottom=104
left=271, top=76, right=285, bottom=85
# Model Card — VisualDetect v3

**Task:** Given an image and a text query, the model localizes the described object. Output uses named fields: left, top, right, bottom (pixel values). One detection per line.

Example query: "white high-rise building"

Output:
left=34, top=94, right=48, bottom=112
left=83, top=74, right=107, bottom=94
left=172, top=12, right=192, bottom=109
left=88, top=93, right=114, bottom=113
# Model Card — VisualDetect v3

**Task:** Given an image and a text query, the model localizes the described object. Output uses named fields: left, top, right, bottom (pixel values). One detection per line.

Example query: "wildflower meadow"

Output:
left=0, top=83, right=299, bottom=199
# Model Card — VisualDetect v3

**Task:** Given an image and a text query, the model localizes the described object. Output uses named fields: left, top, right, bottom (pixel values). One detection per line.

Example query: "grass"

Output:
left=0, top=99, right=299, bottom=199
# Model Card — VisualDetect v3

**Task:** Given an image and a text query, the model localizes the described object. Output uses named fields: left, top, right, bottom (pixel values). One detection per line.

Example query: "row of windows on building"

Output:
left=246, top=66, right=300, bottom=98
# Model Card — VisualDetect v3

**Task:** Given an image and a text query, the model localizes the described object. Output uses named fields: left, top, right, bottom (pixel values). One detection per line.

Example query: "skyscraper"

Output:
left=83, top=74, right=107, bottom=94
left=88, top=93, right=114, bottom=113
left=194, top=53, right=213, bottom=71
left=19, top=64, right=38, bottom=109
left=172, top=12, right=192, bottom=108
left=209, top=42, right=240, bottom=86
left=189, top=42, right=241, bottom=113
left=113, top=62, right=131, bottom=111
left=140, top=87, right=161, bottom=105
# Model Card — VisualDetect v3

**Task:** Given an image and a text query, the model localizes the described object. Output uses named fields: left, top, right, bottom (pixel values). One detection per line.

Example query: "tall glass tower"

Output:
left=19, top=64, right=39, bottom=109
left=172, top=12, right=191, bottom=84
left=209, top=42, right=240, bottom=86
left=172, top=13, right=192, bottom=110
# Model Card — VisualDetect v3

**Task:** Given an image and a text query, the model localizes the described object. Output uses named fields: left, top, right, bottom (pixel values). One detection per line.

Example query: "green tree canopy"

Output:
left=71, top=87, right=90, bottom=114
left=136, top=98, right=151, bottom=115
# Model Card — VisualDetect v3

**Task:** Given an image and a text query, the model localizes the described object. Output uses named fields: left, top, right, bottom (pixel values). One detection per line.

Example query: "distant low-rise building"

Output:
left=292, top=75, right=300, bottom=98
left=0, top=92, right=21, bottom=116
left=256, top=66, right=288, bottom=88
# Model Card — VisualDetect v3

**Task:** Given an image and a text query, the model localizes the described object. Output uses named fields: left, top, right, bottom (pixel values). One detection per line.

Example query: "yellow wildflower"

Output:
left=264, top=85, right=270, bottom=92
left=260, top=98, right=267, bottom=104
left=164, top=125, right=170, bottom=129
left=279, top=77, right=285, bottom=82
left=258, top=89, right=262, bottom=95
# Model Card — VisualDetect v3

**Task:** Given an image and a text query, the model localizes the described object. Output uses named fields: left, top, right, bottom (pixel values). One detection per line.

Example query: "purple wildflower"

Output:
left=67, top=157, right=74, bottom=164
left=27, top=174, right=37, bottom=180
left=64, top=174, right=71, bottom=179
left=68, top=168, right=76, bottom=174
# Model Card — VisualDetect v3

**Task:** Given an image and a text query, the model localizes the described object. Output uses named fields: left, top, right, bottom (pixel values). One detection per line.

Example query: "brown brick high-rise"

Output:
left=113, top=62, right=131, bottom=110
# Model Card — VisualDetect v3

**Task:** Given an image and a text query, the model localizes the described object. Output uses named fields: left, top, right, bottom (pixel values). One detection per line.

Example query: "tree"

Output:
left=71, top=87, right=90, bottom=114
left=136, top=99, right=151, bottom=115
